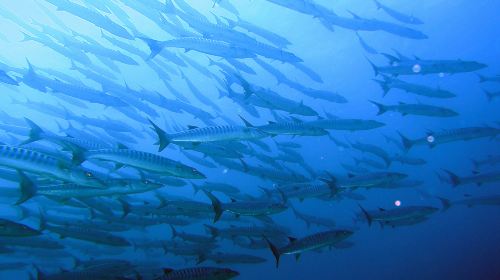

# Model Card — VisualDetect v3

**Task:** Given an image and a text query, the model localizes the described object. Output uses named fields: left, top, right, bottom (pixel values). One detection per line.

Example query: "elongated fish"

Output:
left=74, top=148, right=205, bottom=179
left=0, top=145, right=104, bottom=188
left=443, top=169, right=500, bottom=187
left=266, top=230, right=353, bottom=267
left=0, top=218, right=40, bottom=237
left=358, top=204, right=439, bottom=226
left=371, top=101, right=458, bottom=117
left=156, top=267, right=239, bottom=280
left=149, top=120, right=268, bottom=152
left=204, top=190, right=287, bottom=223
left=398, top=126, right=500, bottom=150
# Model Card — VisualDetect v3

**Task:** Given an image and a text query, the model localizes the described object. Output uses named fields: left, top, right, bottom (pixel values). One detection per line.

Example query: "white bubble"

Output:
left=412, top=64, right=421, bottom=73
left=426, top=135, right=435, bottom=143
left=394, top=200, right=401, bottom=207
left=222, top=169, right=228, bottom=174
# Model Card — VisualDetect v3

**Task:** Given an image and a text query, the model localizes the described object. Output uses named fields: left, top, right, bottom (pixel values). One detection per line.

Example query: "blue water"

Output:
left=0, top=0, right=499, bottom=279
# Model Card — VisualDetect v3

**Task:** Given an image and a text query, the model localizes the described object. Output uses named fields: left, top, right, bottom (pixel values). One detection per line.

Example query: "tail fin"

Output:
left=139, top=37, right=166, bottom=59
left=203, top=190, right=223, bottom=223
left=357, top=203, right=372, bottom=226
left=169, top=225, right=177, bottom=239
left=119, top=198, right=131, bottom=218
left=204, top=224, right=219, bottom=238
left=265, top=238, right=281, bottom=268
left=148, top=119, right=170, bottom=152
left=372, top=78, right=390, bottom=96
left=369, top=100, right=387, bottom=115
left=477, top=74, right=487, bottom=83
left=397, top=131, right=414, bottom=150
left=483, top=89, right=494, bottom=102
left=38, top=207, right=47, bottom=231
left=365, top=57, right=379, bottom=76
left=437, top=197, right=451, bottom=211
left=191, top=183, right=201, bottom=195
left=21, top=118, right=44, bottom=145
left=16, top=170, right=37, bottom=205
left=442, top=169, right=461, bottom=187
left=238, top=115, right=255, bottom=127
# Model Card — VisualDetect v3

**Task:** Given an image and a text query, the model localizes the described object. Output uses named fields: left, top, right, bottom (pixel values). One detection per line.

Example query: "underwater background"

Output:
left=0, top=0, right=499, bottom=279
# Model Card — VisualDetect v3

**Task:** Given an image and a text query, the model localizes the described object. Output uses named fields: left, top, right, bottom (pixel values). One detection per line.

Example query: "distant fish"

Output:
left=373, top=75, right=456, bottom=98
left=477, top=74, right=500, bottom=83
left=374, top=0, right=424, bottom=25
left=368, top=57, right=487, bottom=76
left=0, top=218, right=40, bottom=237
left=157, top=267, right=239, bottom=280
left=149, top=119, right=268, bottom=152
left=370, top=100, right=459, bottom=117
left=266, top=229, right=353, bottom=267
left=442, top=169, right=500, bottom=187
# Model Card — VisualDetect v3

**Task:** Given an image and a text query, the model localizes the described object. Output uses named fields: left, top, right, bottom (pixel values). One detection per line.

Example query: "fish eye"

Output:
left=85, top=171, right=93, bottom=178
left=143, top=180, right=150, bottom=185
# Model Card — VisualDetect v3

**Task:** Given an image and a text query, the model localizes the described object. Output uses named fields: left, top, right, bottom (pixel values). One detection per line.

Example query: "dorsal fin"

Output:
left=378, top=207, right=386, bottom=211
left=288, top=236, right=297, bottom=243
left=187, top=125, right=198, bottom=130
left=230, top=198, right=237, bottom=203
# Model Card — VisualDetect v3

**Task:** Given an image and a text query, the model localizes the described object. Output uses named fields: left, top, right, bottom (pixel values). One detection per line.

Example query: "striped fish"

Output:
left=157, top=266, right=239, bottom=280
left=149, top=119, right=268, bottom=152
left=266, top=230, right=353, bottom=267
left=0, top=145, right=104, bottom=188
left=74, top=148, right=205, bottom=179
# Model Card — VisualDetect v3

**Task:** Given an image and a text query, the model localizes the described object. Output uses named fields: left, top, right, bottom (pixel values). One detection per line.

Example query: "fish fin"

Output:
left=396, top=130, right=414, bottom=150
left=148, top=119, right=170, bottom=152
left=116, top=143, right=129, bottom=149
left=203, top=190, right=223, bottom=223
left=138, top=37, right=165, bottom=59
left=365, top=56, right=379, bottom=76
left=442, top=169, right=460, bottom=187
left=378, top=207, right=386, bottom=211
left=358, top=203, right=372, bottom=227
left=369, top=100, right=386, bottom=115
left=21, top=118, right=44, bottom=145
left=204, top=224, right=219, bottom=238
left=265, top=237, right=281, bottom=268
left=16, top=170, right=37, bottom=205
left=169, top=224, right=177, bottom=239
left=437, top=197, right=451, bottom=211
left=238, top=115, right=255, bottom=127
left=288, top=236, right=297, bottom=243
left=187, top=125, right=198, bottom=130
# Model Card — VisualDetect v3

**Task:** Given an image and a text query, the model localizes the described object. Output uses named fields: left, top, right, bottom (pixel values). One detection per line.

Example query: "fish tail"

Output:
left=396, top=130, right=414, bottom=150
left=139, top=37, right=165, bottom=59
left=238, top=115, right=255, bottom=127
left=372, top=77, right=390, bottom=96
left=204, top=224, right=219, bottom=238
left=265, top=237, right=281, bottom=268
left=191, top=183, right=201, bottom=194
left=21, top=118, right=43, bottom=145
left=477, top=73, right=486, bottom=83
left=16, top=170, right=37, bottom=205
left=357, top=203, right=372, bottom=227
left=365, top=56, right=379, bottom=76
left=442, top=169, right=460, bottom=187
left=482, top=89, right=493, bottom=102
left=369, top=100, right=387, bottom=115
left=148, top=119, right=170, bottom=152
left=437, top=197, right=451, bottom=211
left=203, top=190, right=223, bottom=223
left=169, top=225, right=177, bottom=239
left=38, top=207, right=47, bottom=231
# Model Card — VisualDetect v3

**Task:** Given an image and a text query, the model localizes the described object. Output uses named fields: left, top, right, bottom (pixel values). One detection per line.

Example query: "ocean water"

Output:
left=0, top=0, right=499, bottom=279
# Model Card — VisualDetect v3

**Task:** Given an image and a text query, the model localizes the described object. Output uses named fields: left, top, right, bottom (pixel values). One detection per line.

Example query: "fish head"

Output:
left=175, top=164, right=206, bottom=179
left=69, top=168, right=107, bottom=188
left=335, top=229, right=354, bottom=240
left=216, top=268, right=240, bottom=279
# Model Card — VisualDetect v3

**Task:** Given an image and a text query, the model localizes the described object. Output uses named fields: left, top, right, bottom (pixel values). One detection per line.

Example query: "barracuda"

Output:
left=266, top=230, right=353, bottom=267
left=149, top=119, right=268, bottom=152
left=73, top=148, right=205, bottom=179
left=0, top=145, right=104, bottom=188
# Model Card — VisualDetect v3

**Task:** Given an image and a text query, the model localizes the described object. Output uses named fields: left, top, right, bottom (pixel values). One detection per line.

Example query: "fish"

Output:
left=355, top=32, right=378, bottom=54
left=198, top=252, right=267, bottom=265
left=370, top=100, right=458, bottom=117
left=374, top=0, right=424, bottom=25
left=156, top=267, right=239, bottom=280
left=477, top=74, right=500, bottom=83
left=442, top=170, right=500, bottom=187
left=483, top=89, right=500, bottom=101
left=73, top=148, right=205, bottom=179
left=204, top=190, right=288, bottom=223
left=266, top=229, right=353, bottom=267
left=471, top=155, right=500, bottom=169
left=398, top=126, right=500, bottom=150
left=170, top=225, right=215, bottom=244
left=309, top=118, right=385, bottom=131
left=0, top=218, right=40, bottom=237
left=350, top=142, right=392, bottom=166
left=239, top=116, right=328, bottom=136
left=373, top=75, right=456, bottom=98
left=339, top=172, right=408, bottom=189
left=369, top=57, right=487, bottom=76
left=149, top=119, right=268, bottom=152
left=358, top=204, right=439, bottom=227
left=453, top=195, right=500, bottom=207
